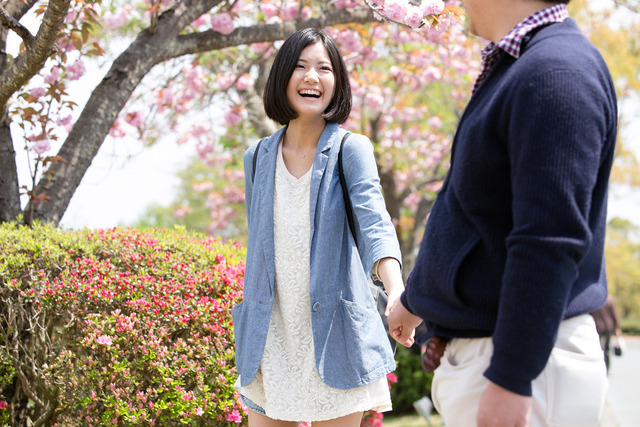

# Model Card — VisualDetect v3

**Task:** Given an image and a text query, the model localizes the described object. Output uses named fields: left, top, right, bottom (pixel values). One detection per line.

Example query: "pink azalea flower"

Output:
left=194, top=407, right=204, bottom=416
left=236, top=73, right=253, bottom=91
left=225, top=409, right=242, bottom=423
left=404, top=5, right=423, bottom=28
left=0, top=401, right=8, bottom=410
left=211, top=13, right=235, bottom=35
left=96, top=335, right=113, bottom=346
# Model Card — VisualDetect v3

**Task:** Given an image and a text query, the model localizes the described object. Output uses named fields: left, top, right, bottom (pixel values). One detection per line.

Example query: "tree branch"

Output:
left=171, top=7, right=376, bottom=58
left=0, top=0, right=70, bottom=114
left=0, top=4, right=34, bottom=45
left=3, top=0, right=39, bottom=20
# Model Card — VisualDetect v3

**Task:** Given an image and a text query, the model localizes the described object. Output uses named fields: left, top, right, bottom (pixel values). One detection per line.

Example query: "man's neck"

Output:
left=483, top=0, right=557, bottom=43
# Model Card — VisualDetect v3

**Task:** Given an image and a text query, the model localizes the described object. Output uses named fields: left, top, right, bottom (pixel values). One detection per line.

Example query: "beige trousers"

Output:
left=431, top=314, right=607, bottom=427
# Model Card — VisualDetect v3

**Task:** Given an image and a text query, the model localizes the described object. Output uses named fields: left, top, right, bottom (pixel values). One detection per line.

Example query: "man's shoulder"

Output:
left=522, top=18, right=600, bottom=62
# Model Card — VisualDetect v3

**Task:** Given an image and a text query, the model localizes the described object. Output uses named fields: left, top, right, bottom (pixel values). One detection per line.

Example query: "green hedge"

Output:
left=0, top=223, right=245, bottom=426
left=389, top=344, right=433, bottom=415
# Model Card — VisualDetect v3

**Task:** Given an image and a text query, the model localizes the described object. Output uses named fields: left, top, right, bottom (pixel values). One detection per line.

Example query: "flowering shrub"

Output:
left=0, top=222, right=246, bottom=425
left=389, top=345, right=433, bottom=414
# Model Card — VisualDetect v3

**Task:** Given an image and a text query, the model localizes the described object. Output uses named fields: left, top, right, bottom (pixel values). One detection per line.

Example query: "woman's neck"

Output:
left=286, top=118, right=326, bottom=149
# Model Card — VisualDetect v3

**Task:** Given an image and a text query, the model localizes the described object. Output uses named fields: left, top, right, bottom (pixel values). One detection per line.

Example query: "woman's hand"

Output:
left=387, top=298, right=422, bottom=347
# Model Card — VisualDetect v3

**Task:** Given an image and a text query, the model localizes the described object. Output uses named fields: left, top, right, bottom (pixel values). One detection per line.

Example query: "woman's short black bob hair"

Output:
left=263, top=28, right=352, bottom=125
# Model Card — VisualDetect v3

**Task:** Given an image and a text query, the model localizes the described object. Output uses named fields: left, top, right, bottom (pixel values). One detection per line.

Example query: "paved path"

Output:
left=601, top=335, right=640, bottom=427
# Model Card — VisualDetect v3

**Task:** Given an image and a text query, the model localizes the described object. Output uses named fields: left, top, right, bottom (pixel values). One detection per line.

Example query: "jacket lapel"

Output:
left=309, top=123, right=340, bottom=240
left=256, top=128, right=285, bottom=292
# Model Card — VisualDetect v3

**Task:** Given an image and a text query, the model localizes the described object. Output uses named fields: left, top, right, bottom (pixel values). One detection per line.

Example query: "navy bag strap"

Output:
left=338, top=132, right=357, bottom=244
left=251, top=138, right=264, bottom=182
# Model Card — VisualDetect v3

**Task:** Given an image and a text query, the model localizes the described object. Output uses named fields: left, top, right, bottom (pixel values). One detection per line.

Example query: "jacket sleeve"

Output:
left=340, top=133, right=402, bottom=275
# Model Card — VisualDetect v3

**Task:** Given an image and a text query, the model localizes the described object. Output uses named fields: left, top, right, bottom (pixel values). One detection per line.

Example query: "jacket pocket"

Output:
left=339, top=298, right=391, bottom=375
left=231, top=300, right=272, bottom=384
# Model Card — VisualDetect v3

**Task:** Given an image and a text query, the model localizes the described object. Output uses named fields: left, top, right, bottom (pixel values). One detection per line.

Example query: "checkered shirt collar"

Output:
left=473, top=4, right=569, bottom=93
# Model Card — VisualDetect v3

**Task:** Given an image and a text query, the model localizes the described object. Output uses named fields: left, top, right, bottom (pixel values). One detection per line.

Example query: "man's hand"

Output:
left=386, top=296, right=422, bottom=348
left=477, top=381, right=531, bottom=427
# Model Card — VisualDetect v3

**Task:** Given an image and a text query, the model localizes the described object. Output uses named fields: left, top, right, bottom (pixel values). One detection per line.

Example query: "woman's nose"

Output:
left=304, top=68, right=319, bottom=83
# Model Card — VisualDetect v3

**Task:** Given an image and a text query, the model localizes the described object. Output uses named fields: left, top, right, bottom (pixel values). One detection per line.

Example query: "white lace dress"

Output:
left=236, top=142, right=391, bottom=422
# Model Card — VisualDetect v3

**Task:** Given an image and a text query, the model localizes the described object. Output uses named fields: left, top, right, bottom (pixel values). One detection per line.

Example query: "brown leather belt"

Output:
left=421, top=336, right=449, bottom=372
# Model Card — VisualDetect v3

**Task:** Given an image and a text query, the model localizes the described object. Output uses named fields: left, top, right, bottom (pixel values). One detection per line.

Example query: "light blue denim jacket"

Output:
left=233, top=122, right=401, bottom=390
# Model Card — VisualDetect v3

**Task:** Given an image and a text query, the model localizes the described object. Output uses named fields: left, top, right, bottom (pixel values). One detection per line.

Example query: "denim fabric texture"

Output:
left=233, top=122, right=401, bottom=390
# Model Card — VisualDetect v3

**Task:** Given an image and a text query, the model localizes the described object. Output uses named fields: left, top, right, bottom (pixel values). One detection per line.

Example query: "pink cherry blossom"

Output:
left=45, top=66, right=60, bottom=85
left=282, top=2, right=299, bottom=21
left=191, top=15, right=207, bottom=28
left=428, top=116, right=442, bottom=129
left=334, top=0, right=359, bottom=7
left=260, top=4, right=279, bottom=18
left=421, top=0, right=445, bottom=15
left=67, top=59, right=86, bottom=80
left=217, top=72, right=236, bottom=90
left=404, top=5, right=423, bottom=28
left=57, top=115, right=73, bottom=126
left=236, top=74, right=253, bottom=91
left=196, top=143, right=213, bottom=159
left=383, top=0, right=409, bottom=22
left=125, top=111, right=145, bottom=128
left=30, top=87, right=46, bottom=98
left=211, top=13, right=235, bottom=35
left=32, top=139, right=51, bottom=156
left=224, top=108, right=243, bottom=127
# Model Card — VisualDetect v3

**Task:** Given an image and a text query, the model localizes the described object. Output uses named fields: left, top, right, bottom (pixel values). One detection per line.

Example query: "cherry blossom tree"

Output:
left=0, top=0, right=461, bottom=226
left=140, top=12, right=482, bottom=275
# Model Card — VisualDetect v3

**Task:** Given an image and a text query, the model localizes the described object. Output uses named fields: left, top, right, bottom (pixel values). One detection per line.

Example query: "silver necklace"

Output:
left=286, top=133, right=316, bottom=158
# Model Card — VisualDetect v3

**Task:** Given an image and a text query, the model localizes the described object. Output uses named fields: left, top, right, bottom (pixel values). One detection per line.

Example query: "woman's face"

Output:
left=286, top=42, right=336, bottom=121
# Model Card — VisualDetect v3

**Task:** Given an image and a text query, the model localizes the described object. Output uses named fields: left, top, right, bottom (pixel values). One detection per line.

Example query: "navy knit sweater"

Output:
left=402, top=18, right=617, bottom=396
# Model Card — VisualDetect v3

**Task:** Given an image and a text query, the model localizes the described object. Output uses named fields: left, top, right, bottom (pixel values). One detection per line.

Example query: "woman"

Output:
left=233, top=28, right=407, bottom=427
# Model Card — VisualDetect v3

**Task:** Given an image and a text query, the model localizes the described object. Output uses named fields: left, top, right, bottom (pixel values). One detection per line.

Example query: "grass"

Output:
left=382, top=412, right=445, bottom=426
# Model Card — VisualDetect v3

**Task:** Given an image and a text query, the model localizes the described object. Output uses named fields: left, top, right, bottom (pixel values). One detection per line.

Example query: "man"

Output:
left=387, top=0, right=618, bottom=426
